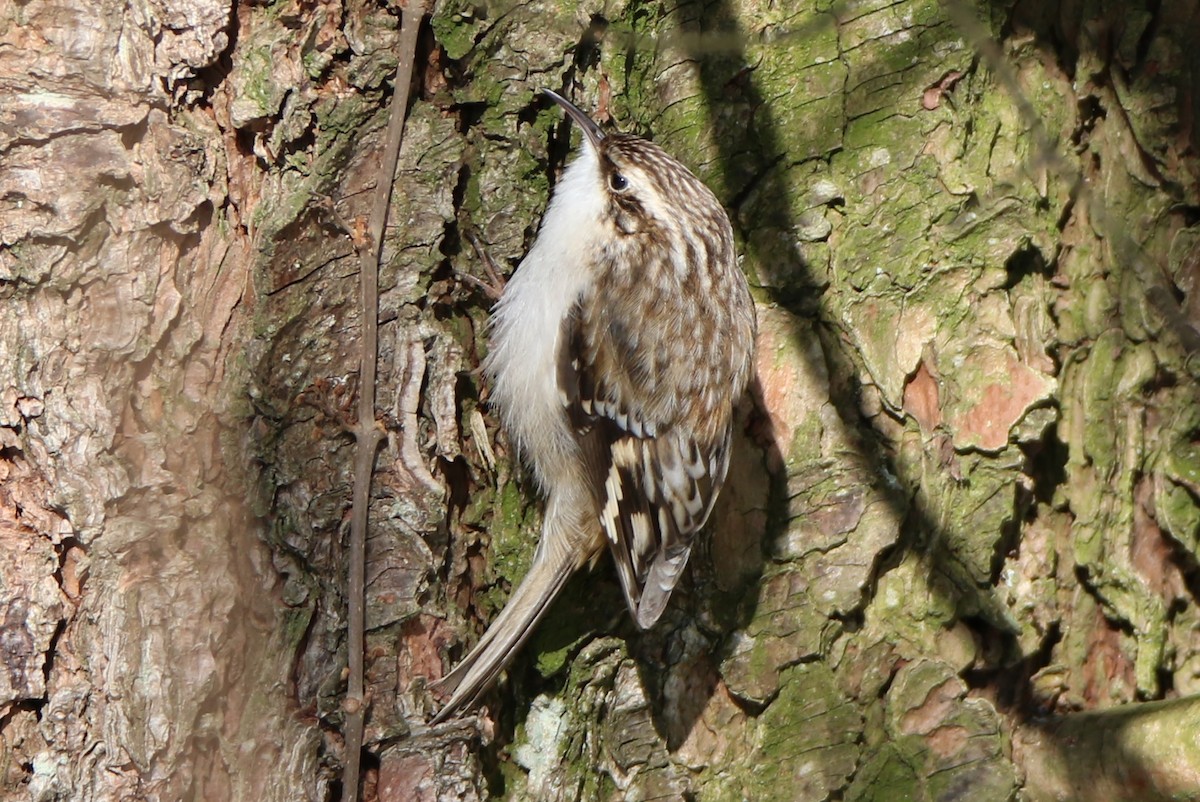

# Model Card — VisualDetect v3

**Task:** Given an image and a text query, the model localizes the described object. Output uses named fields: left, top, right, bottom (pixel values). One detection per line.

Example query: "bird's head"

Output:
left=544, top=89, right=724, bottom=239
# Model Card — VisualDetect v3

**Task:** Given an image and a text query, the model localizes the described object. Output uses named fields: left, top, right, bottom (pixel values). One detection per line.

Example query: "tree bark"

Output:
left=1, top=0, right=1198, bottom=799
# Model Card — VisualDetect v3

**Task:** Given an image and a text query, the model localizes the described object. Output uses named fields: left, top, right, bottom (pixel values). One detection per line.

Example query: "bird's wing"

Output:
left=559, top=298, right=734, bottom=629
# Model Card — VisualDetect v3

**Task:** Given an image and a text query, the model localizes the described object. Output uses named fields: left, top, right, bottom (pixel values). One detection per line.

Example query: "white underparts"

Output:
left=485, top=142, right=606, bottom=491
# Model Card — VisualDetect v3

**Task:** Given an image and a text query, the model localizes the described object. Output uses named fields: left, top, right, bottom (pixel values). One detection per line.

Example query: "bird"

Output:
left=432, top=89, right=756, bottom=722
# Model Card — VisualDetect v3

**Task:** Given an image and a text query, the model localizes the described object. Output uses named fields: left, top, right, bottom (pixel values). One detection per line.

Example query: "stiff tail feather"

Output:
left=431, top=533, right=579, bottom=723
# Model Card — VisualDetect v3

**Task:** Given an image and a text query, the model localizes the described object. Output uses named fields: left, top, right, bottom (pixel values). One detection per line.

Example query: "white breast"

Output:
left=484, top=143, right=606, bottom=491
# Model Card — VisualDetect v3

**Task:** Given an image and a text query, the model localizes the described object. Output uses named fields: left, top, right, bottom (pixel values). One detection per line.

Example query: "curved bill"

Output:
left=543, top=89, right=605, bottom=149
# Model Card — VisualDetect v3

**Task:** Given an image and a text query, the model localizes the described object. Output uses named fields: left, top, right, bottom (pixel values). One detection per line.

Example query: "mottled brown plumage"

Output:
left=432, top=90, right=755, bottom=722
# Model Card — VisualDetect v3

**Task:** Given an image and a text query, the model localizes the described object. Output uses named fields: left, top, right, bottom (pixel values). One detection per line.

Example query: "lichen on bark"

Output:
left=3, top=0, right=1200, bottom=798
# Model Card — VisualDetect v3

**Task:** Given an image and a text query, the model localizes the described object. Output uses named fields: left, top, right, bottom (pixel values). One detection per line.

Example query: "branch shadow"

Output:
left=626, top=0, right=1200, bottom=797
left=623, top=0, right=1084, bottom=779
left=429, top=0, right=1200, bottom=797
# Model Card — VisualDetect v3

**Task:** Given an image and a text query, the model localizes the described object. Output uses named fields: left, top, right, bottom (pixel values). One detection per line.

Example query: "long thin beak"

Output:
left=543, top=89, right=605, bottom=149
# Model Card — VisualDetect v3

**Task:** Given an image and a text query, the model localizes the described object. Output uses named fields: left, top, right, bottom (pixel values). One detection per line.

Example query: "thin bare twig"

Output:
left=459, top=229, right=507, bottom=300
left=342, top=1, right=429, bottom=800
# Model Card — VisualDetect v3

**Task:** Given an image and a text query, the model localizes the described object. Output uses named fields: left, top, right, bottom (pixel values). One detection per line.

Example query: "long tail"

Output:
left=431, top=522, right=583, bottom=723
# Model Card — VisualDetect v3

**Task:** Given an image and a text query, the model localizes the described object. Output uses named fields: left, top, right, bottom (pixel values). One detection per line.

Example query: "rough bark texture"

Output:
left=1, top=0, right=1198, bottom=800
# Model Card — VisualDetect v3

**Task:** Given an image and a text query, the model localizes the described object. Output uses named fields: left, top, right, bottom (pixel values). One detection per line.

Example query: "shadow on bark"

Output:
left=651, top=0, right=1200, bottom=798
left=221, top=0, right=1200, bottom=796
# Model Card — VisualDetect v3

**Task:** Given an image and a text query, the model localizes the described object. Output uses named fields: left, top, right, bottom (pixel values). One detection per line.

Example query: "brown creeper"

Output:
left=433, top=90, right=756, bottom=721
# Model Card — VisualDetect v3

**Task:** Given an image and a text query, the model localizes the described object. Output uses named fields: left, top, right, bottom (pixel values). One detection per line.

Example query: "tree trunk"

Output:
left=1, top=0, right=1197, bottom=800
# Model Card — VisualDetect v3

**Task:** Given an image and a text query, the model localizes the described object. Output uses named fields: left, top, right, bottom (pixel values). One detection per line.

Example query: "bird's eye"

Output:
left=609, top=172, right=629, bottom=192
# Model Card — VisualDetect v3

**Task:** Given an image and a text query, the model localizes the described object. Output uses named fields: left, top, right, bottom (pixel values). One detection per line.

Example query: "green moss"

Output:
left=1159, top=478, right=1200, bottom=542
left=280, top=604, right=316, bottom=650
left=246, top=95, right=378, bottom=260
left=531, top=630, right=586, bottom=678
left=313, top=93, right=378, bottom=161
left=236, top=45, right=282, bottom=120
left=844, top=741, right=922, bottom=802
left=749, top=17, right=843, bottom=160
left=301, top=46, right=329, bottom=80
left=471, top=481, right=540, bottom=618
left=430, top=0, right=486, bottom=60
left=495, top=757, right=526, bottom=799
left=857, top=555, right=971, bottom=667
left=747, top=663, right=862, bottom=801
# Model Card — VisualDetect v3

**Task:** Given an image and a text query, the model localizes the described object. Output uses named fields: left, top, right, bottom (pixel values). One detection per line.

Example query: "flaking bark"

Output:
left=1, top=0, right=1198, bottom=799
